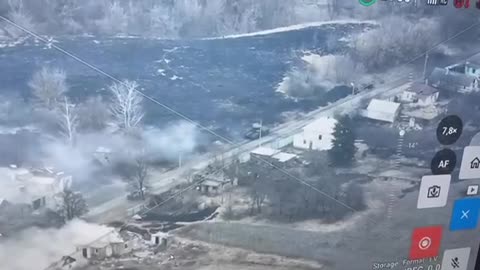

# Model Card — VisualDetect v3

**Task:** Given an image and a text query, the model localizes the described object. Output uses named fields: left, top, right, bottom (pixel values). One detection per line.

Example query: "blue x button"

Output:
left=450, top=198, right=480, bottom=231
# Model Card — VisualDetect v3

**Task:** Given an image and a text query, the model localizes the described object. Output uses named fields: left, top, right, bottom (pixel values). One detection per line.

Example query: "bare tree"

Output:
left=109, top=80, right=144, bottom=131
left=29, top=67, right=68, bottom=110
left=77, top=95, right=110, bottom=131
left=247, top=171, right=269, bottom=215
left=57, top=188, right=88, bottom=223
left=2, top=0, right=36, bottom=39
left=57, top=97, right=78, bottom=146
left=353, top=16, right=440, bottom=70
left=95, top=1, right=128, bottom=35
left=126, top=156, right=149, bottom=200
left=326, top=0, right=341, bottom=20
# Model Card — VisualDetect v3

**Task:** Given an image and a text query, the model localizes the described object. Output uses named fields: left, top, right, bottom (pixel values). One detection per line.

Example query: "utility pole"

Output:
left=258, top=120, right=263, bottom=147
left=178, top=153, right=182, bottom=168
left=423, top=52, right=429, bottom=83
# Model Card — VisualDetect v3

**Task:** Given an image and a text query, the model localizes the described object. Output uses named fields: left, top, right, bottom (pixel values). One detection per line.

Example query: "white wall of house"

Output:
left=363, top=109, right=398, bottom=123
left=151, top=232, right=168, bottom=246
left=465, top=63, right=480, bottom=77
left=293, top=117, right=336, bottom=151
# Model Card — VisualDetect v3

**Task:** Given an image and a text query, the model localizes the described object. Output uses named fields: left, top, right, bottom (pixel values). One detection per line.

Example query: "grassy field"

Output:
left=176, top=176, right=480, bottom=270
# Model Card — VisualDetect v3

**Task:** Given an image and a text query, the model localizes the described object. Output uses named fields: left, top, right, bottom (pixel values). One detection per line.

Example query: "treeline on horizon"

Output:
left=0, top=0, right=476, bottom=40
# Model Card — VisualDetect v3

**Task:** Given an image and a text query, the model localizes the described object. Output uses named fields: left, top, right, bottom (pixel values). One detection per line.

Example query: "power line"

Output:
left=1, top=14, right=479, bottom=270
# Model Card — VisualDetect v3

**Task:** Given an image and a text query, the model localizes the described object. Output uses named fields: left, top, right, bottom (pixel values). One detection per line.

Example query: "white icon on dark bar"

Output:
left=427, top=0, right=448, bottom=5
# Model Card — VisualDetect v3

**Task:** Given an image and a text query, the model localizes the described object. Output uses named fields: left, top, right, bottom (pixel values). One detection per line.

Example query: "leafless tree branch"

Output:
left=109, top=80, right=144, bottom=131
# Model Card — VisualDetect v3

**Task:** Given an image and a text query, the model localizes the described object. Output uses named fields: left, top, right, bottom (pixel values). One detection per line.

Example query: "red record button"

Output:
left=409, top=226, right=443, bottom=260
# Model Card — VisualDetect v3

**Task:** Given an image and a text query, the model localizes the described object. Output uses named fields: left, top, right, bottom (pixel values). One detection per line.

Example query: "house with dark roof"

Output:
left=428, top=67, right=479, bottom=94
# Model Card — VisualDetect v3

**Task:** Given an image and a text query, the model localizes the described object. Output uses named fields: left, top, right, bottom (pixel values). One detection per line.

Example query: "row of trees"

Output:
left=222, top=115, right=361, bottom=222
left=29, top=67, right=145, bottom=144
left=0, top=0, right=298, bottom=39
left=226, top=153, right=364, bottom=222
left=329, top=115, right=357, bottom=167
left=4, top=0, right=466, bottom=40
left=351, top=16, right=441, bottom=71
left=26, top=66, right=151, bottom=220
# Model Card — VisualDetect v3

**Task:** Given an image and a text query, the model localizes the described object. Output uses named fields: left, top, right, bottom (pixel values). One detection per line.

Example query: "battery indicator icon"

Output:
left=426, top=0, right=448, bottom=5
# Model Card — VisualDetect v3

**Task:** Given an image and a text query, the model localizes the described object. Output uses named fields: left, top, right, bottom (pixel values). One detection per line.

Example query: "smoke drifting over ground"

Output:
left=0, top=219, right=113, bottom=270
left=38, top=121, right=202, bottom=182
left=277, top=53, right=363, bottom=98
left=142, top=121, right=201, bottom=161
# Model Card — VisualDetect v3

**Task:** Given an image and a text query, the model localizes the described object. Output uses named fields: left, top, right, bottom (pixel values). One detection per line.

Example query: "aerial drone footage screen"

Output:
left=0, top=0, right=480, bottom=270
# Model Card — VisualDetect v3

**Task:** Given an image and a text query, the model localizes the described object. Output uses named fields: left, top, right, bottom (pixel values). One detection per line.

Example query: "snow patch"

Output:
left=0, top=125, right=37, bottom=135
left=157, top=68, right=166, bottom=76
left=204, top=20, right=377, bottom=40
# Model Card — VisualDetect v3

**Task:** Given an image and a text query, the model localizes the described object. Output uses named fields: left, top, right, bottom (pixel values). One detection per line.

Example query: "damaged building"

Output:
left=0, top=165, right=72, bottom=211
left=77, top=228, right=132, bottom=260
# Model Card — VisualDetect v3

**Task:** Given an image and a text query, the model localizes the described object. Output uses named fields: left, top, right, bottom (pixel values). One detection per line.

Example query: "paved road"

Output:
left=86, top=75, right=412, bottom=224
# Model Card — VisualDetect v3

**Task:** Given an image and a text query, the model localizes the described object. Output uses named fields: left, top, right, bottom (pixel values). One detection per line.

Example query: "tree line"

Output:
left=224, top=116, right=364, bottom=222
left=26, top=66, right=151, bottom=222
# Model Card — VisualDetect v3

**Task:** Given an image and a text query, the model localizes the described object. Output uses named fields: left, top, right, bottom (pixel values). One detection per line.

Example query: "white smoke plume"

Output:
left=37, top=121, right=202, bottom=182
left=0, top=219, right=115, bottom=270
left=277, top=53, right=363, bottom=98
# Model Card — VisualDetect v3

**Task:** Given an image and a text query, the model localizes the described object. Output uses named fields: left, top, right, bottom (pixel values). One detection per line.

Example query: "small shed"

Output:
left=363, top=99, right=401, bottom=123
left=78, top=229, right=131, bottom=260
left=198, top=179, right=226, bottom=194
left=151, top=231, right=168, bottom=247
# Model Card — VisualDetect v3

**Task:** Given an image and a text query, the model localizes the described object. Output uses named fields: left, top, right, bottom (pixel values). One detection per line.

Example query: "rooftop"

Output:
left=272, top=152, right=298, bottom=163
left=429, top=67, right=477, bottom=92
left=201, top=180, right=224, bottom=187
left=90, top=230, right=124, bottom=248
left=409, top=82, right=438, bottom=97
left=250, top=147, right=280, bottom=157
left=0, top=166, right=68, bottom=205
left=303, top=117, right=337, bottom=133
left=367, top=99, right=401, bottom=114
left=77, top=226, right=125, bottom=249
left=467, top=53, right=480, bottom=67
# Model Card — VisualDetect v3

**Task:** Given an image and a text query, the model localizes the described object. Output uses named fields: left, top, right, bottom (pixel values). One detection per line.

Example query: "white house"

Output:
left=0, top=166, right=72, bottom=211
left=363, top=99, right=401, bottom=123
left=78, top=229, right=131, bottom=260
left=429, top=67, right=480, bottom=94
left=293, top=117, right=337, bottom=151
left=400, top=83, right=439, bottom=106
